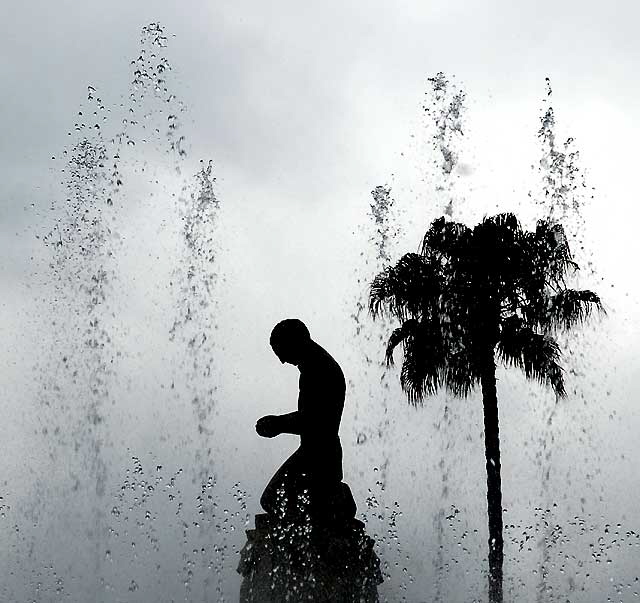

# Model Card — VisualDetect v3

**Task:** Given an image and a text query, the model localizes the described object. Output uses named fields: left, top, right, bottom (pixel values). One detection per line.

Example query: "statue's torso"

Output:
left=297, top=342, right=345, bottom=445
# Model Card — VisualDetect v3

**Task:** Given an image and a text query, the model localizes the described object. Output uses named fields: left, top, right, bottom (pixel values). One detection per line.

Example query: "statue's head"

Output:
left=270, top=319, right=311, bottom=365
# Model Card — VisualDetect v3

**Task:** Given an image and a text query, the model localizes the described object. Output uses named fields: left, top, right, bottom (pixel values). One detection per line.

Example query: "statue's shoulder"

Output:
left=314, top=341, right=341, bottom=366
left=319, top=345, right=346, bottom=389
left=305, top=342, right=344, bottom=381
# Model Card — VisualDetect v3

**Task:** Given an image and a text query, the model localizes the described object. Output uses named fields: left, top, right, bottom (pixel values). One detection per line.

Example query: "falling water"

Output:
left=348, top=183, right=415, bottom=597
left=422, top=72, right=471, bottom=603
left=422, top=71, right=468, bottom=219
left=531, top=78, right=607, bottom=603
left=535, top=79, right=591, bottom=237
left=169, top=160, right=225, bottom=600
left=31, top=74, right=126, bottom=599
left=169, top=160, right=222, bottom=480
left=350, top=183, right=399, bottom=488
left=2, top=22, right=240, bottom=602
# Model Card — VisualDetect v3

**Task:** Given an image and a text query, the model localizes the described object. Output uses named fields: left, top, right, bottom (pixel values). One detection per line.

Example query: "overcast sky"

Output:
left=3, top=0, right=640, bottom=297
left=2, top=2, right=639, bottom=601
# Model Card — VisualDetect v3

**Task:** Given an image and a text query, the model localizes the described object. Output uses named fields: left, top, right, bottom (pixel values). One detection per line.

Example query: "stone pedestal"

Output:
left=237, top=511, right=383, bottom=602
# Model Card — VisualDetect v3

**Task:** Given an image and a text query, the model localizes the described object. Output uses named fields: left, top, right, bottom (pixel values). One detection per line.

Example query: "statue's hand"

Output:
left=256, top=415, right=280, bottom=438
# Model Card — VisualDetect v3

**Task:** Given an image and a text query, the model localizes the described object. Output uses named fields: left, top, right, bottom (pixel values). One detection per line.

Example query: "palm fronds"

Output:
left=497, top=316, right=565, bottom=397
left=369, top=253, right=440, bottom=320
left=547, top=289, right=604, bottom=330
left=370, top=212, right=601, bottom=403
left=384, top=319, right=419, bottom=366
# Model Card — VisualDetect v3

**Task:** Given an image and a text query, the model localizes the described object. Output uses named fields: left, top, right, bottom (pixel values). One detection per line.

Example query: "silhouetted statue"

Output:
left=237, top=319, right=382, bottom=602
left=255, top=318, right=356, bottom=522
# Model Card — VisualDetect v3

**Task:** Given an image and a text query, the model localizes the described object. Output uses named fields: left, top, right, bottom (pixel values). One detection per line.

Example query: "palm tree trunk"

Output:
left=481, top=349, right=504, bottom=603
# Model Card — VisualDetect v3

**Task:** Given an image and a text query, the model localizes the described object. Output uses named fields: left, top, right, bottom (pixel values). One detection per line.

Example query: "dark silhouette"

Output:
left=369, top=214, right=603, bottom=603
left=237, top=319, right=382, bottom=602
left=256, top=318, right=355, bottom=522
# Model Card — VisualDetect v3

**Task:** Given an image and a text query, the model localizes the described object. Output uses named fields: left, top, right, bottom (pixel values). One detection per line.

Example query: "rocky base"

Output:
left=237, top=513, right=383, bottom=602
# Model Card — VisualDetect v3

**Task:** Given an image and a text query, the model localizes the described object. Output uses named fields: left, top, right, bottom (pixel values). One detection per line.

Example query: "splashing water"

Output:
left=7, top=22, right=226, bottom=601
left=529, top=78, right=612, bottom=603
left=346, top=183, right=424, bottom=600
left=421, top=72, right=472, bottom=603
left=536, top=79, right=591, bottom=240
left=349, top=184, right=400, bottom=488
left=35, top=77, right=123, bottom=603
left=170, top=160, right=222, bottom=481
left=422, top=71, right=467, bottom=218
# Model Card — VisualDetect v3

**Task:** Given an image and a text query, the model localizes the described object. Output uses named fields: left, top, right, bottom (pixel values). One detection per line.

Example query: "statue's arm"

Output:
left=276, top=411, right=301, bottom=435
left=256, top=411, right=302, bottom=438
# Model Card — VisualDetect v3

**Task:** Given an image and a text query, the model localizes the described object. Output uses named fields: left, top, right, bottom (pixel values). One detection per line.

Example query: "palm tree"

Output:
left=369, top=213, right=603, bottom=603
